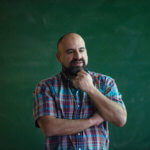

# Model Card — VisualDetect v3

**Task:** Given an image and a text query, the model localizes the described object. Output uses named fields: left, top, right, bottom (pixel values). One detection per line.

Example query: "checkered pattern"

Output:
left=33, top=71, right=125, bottom=150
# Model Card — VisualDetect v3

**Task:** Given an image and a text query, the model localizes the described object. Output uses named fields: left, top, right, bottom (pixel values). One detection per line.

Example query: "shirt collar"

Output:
left=60, top=71, right=74, bottom=88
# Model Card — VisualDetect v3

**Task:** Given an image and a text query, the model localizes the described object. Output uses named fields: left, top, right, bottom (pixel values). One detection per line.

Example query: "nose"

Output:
left=74, top=50, right=81, bottom=59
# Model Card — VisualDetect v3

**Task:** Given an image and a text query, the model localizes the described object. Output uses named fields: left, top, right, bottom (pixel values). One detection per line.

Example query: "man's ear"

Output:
left=56, top=52, right=62, bottom=63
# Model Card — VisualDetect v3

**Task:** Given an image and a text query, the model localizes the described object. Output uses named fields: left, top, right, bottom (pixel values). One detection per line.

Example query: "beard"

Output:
left=62, top=58, right=88, bottom=76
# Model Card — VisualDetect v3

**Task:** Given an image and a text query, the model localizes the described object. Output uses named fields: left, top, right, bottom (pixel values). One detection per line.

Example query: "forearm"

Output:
left=73, top=70, right=127, bottom=127
left=87, top=87, right=127, bottom=127
left=38, top=115, right=101, bottom=137
left=47, top=118, right=91, bottom=136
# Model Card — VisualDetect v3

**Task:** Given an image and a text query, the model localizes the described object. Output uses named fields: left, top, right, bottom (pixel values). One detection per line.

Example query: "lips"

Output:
left=72, top=61, right=83, bottom=66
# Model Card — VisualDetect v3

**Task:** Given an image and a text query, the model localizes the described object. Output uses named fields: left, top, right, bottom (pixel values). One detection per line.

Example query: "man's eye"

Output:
left=66, top=50, right=73, bottom=54
left=80, top=49, right=85, bottom=52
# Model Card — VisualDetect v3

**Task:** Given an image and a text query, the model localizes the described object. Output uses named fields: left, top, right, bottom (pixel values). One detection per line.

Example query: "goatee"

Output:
left=62, top=58, right=88, bottom=76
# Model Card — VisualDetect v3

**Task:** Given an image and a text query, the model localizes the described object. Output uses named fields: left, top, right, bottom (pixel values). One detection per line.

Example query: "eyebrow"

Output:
left=65, top=49, right=74, bottom=53
left=66, top=47, right=85, bottom=50
left=65, top=47, right=86, bottom=53
left=79, top=47, right=86, bottom=50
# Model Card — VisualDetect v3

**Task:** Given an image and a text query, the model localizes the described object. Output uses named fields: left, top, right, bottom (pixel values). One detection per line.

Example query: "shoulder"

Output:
left=89, top=71, right=115, bottom=84
left=35, top=72, right=62, bottom=89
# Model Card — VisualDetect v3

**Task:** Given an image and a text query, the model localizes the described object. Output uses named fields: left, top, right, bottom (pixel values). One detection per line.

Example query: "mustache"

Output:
left=70, top=58, right=85, bottom=64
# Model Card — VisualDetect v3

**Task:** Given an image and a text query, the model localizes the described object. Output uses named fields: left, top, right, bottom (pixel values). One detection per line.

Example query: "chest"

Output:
left=54, top=87, right=96, bottom=119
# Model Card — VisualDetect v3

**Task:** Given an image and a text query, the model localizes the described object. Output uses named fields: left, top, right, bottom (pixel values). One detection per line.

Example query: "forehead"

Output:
left=59, top=34, right=86, bottom=50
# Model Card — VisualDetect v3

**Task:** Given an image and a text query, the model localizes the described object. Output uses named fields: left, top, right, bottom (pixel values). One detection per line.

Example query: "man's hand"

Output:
left=73, top=71, right=95, bottom=92
left=89, top=112, right=104, bottom=126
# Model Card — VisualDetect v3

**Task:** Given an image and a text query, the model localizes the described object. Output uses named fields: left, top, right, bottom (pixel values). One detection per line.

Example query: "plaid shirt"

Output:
left=33, top=71, right=125, bottom=150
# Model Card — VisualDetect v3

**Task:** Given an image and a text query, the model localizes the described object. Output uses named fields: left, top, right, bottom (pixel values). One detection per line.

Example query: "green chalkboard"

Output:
left=0, top=0, right=150, bottom=149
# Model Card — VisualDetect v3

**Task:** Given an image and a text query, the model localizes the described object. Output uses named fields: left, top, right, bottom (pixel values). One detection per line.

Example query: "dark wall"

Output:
left=0, top=0, right=150, bottom=149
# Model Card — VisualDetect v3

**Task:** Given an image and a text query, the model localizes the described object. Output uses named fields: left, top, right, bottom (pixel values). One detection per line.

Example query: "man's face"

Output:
left=57, top=34, right=88, bottom=76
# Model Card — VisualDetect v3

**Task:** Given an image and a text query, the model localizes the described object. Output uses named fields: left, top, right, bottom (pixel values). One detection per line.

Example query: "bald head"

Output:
left=57, top=33, right=85, bottom=54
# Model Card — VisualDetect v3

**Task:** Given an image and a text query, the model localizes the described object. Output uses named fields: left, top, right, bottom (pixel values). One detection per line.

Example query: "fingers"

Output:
left=74, top=71, right=87, bottom=85
left=76, top=70, right=91, bottom=82
left=77, top=70, right=88, bottom=78
left=75, top=76, right=80, bottom=81
left=77, top=70, right=88, bottom=75
left=73, top=70, right=94, bottom=92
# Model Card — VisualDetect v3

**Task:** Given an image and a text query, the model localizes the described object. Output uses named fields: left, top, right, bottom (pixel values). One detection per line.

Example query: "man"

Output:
left=33, top=33, right=127, bottom=150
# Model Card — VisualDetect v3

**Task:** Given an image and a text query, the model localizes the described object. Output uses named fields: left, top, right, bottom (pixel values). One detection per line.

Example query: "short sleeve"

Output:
left=104, top=77, right=126, bottom=109
left=33, top=81, right=56, bottom=127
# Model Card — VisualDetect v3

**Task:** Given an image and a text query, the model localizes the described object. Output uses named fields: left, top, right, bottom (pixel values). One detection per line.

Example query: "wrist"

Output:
left=88, top=116, right=95, bottom=127
left=88, top=118, right=93, bottom=127
left=87, top=86, right=97, bottom=95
